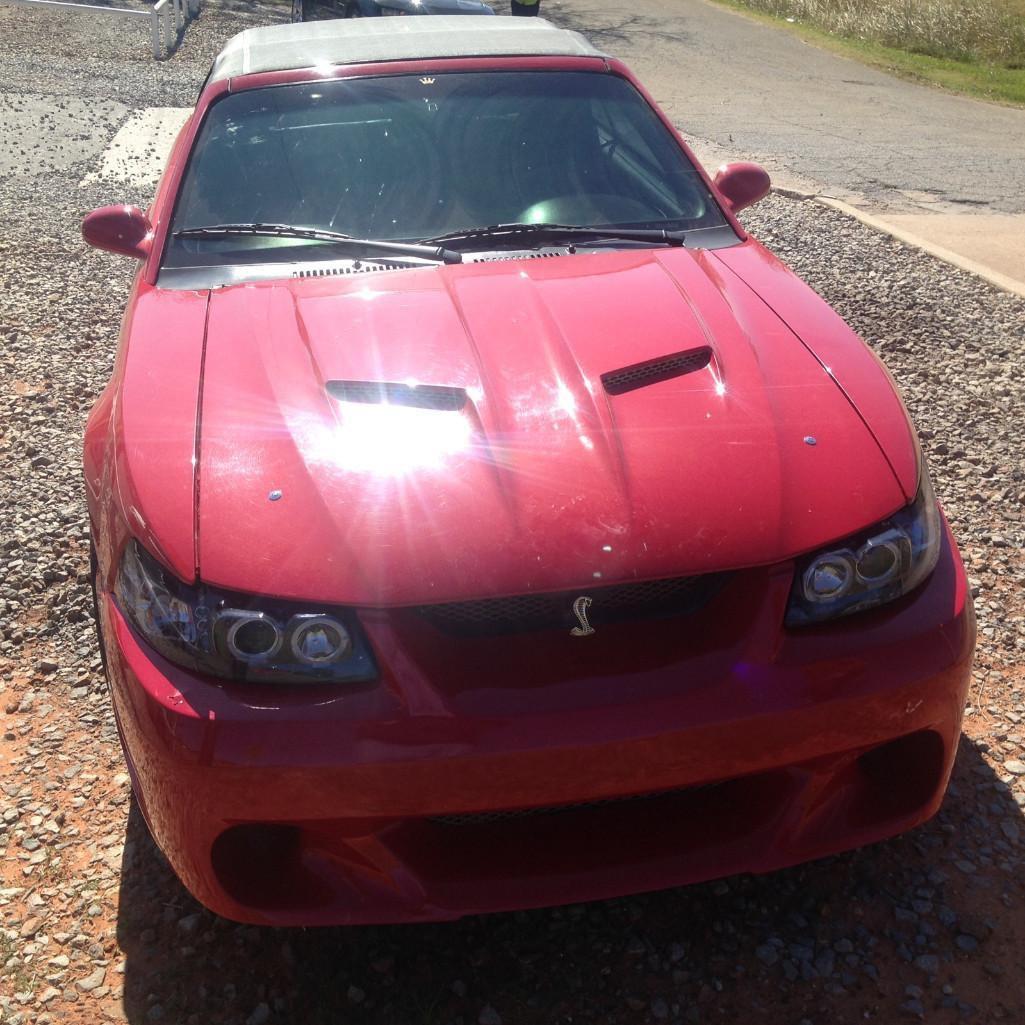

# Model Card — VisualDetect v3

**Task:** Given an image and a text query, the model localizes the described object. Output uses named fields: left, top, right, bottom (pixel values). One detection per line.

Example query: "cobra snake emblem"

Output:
left=570, top=596, right=595, bottom=637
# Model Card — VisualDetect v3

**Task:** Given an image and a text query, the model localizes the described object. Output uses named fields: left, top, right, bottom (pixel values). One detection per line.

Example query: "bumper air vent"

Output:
left=430, top=781, right=721, bottom=826
left=326, top=380, right=468, bottom=411
left=602, top=346, right=712, bottom=396
left=417, top=573, right=729, bottom=636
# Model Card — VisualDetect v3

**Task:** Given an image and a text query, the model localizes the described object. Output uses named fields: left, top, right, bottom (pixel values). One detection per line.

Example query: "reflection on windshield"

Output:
left=166, top=71, right=729, bottom=267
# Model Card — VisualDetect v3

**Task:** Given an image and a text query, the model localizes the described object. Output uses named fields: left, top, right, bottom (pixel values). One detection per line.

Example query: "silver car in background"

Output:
left=292, top=0, right=494, bottom=21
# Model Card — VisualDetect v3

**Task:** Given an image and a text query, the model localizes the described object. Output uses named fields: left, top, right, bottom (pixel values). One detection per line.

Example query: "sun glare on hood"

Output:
left=310, top=399, right=475, bottom=477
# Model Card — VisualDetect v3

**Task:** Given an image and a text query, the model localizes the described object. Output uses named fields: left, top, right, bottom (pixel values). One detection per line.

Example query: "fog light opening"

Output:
left=854, top=730, right=946, bottom=824
left=211, top=823, right=333, bottom=912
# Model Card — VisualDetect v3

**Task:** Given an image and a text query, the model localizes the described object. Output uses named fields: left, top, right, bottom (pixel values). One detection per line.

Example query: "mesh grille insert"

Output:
left=417, top=573, right=728, bottom=636
left=602, top=346, right=712, bottom=396
left=327, top=381, right=467, bottom=411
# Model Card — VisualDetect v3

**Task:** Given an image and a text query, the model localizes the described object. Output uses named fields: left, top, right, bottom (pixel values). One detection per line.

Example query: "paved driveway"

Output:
left=546, top=0, right=1025, bottom=286
left=549, top=0, right=1025, bottom=212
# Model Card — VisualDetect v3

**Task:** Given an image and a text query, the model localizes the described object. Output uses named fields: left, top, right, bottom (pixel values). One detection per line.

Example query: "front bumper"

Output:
left=101, top=522, right=974, bottom=925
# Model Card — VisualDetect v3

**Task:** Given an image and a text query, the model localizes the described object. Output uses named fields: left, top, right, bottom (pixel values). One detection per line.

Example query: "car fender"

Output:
left=712, top=240, right=920, bottom=502
left=106, top=284, right=209, bottom=583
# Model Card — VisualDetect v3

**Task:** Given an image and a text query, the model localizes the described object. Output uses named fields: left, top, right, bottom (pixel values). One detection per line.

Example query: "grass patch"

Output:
left=0, top=931, right=36, bottom=994
left=35, top=848, right=66, bottom=885
left=714, top=0, right=1025, bottom=106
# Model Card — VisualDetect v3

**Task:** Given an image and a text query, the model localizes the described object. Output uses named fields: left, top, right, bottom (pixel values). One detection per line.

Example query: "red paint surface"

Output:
left=99, top=523, right=972, bottom=925
left=81, top=204, right=153, bottom=260
left=713, top=162, right=772, bottom=214
left=195, top=246, right=907, bottom=604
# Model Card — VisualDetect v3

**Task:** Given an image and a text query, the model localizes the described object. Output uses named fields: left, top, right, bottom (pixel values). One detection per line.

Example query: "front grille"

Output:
left=431, top=781, right=720, bottom=826
left=602, top=346, right=712, bottom=396
left=417, top=572, right=728, bottom=636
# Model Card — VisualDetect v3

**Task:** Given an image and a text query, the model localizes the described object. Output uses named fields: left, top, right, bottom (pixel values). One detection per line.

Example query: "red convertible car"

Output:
left=82, top=18, right=975, bottom=925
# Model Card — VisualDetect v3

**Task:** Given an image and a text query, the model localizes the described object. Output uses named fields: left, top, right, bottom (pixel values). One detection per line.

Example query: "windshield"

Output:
left=165, top=71, right=731, bottom=267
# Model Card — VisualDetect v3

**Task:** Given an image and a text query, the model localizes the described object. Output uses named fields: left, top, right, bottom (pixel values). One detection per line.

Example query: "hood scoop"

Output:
left=326, top=380, right=468, bottom=411
left=602, top=346, right=712, bottom=396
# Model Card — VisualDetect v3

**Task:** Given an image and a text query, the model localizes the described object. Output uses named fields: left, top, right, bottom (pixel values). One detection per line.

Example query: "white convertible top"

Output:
left=209, top=16, right=606, bottom=83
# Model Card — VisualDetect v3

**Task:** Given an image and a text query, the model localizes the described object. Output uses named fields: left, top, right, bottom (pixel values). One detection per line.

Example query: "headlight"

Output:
left=116, top=541, right=377, bottom=685
left=785, top=461, right=942, bottom=627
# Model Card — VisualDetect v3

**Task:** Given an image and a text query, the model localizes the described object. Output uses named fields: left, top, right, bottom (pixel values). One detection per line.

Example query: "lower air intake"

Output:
left=430, top=782, right=721, bottom=826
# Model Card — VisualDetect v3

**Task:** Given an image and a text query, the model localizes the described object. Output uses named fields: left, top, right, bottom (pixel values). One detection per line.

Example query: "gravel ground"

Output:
left=1, top=5, right=1024, bottom=1024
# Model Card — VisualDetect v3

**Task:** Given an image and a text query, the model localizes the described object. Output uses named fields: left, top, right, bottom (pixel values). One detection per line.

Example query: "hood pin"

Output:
left=803, top=436, right=817, bottom=446
left=268, top=489, right=283, bottom=501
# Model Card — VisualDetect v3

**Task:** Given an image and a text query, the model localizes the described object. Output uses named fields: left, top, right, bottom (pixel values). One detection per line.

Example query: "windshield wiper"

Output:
left=419, top=222, right=687, bottom=249
left=172, top=223, right=463, bottom=265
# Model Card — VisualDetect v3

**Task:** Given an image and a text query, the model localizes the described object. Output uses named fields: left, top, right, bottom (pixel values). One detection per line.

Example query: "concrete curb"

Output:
left=784, top=191, right=1025, bottom=300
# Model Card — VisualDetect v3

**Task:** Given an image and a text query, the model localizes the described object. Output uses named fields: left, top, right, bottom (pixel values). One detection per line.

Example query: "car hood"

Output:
left=196, top=246, right=911, bottom=605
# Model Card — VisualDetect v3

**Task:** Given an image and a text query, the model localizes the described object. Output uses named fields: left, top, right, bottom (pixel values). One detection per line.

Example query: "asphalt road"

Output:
left=547, top=0, right=1025, bottom=215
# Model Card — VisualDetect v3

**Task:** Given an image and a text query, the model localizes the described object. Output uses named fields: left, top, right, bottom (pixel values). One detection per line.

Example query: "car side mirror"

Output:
left=713, top=162, right=771, bottom=214
left=82, top=205, right=154, bottom=259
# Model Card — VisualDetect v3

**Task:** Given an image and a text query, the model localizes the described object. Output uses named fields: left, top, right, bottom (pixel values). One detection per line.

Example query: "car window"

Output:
left=166, top=71, right=730, bottom=266
left=302, top=0, right=350, bottom=18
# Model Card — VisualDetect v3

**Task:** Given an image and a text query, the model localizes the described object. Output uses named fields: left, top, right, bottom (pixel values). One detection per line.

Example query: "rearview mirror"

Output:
left=82, top=205, right=153, bottom=259
left=713, top=162, right=771, bottom=214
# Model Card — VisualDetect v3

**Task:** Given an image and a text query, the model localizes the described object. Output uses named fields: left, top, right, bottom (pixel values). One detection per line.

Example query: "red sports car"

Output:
left=82, top=17, right=975, bottom=926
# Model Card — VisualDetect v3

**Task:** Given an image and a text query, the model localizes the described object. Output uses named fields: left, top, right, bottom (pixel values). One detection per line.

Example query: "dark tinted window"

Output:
left=167, top=71, right=728, bottom=264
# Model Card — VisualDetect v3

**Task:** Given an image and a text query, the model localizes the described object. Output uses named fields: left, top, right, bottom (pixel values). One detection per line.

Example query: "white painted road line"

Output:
left=80, top=106, right=190, bottom=190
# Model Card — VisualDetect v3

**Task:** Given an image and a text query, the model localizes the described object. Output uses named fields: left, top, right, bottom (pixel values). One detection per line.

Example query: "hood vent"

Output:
left=602, top=346, right=712, bottom=396
left=293, top=262, right=405, bottom=278
left=327, top=380, right=467, bottom=411
left=293, top=251, right=570, bottom=277
left=467, top=250, right=569, bottom=263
